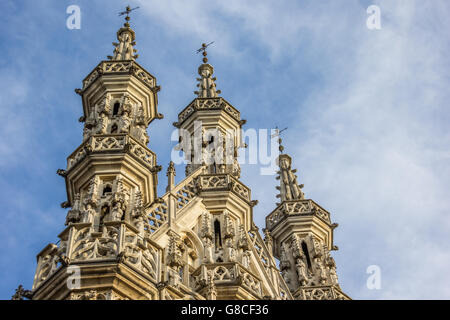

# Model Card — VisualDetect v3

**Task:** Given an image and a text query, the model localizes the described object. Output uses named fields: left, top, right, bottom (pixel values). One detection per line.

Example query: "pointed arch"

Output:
left=301, top=241, right=312, bottom=271
left=214, top=219, right=222, bottom=248
left=113, top=102, right=120, bottom=116
left=179, top=229, right=203, bottom=269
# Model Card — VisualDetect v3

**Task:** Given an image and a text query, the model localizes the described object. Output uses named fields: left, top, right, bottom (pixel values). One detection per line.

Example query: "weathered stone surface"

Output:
left=24, top=12, right=350, bottom=301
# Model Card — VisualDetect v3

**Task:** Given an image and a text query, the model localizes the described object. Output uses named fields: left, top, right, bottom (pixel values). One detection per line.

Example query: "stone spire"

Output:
left=107, top=6, right=139, bottom=61
left=166, top=161, right=176, bottom=192
left=276, top=153, right=305, bottom=202
left=274, top=129, right=305, bottom=202
left=194, top=43, right=221, bottom=98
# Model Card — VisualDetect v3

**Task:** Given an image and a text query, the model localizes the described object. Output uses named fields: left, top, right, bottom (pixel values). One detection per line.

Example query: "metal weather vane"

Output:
left=196, top=42, right=215, bottom=63
left=271, top=126, right=288, bottom=154
left=118, top=5, right=140, bottom=25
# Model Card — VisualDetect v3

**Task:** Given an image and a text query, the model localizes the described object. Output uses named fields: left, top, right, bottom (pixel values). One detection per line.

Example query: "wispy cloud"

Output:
left=1, top=0, right=449, bottom=299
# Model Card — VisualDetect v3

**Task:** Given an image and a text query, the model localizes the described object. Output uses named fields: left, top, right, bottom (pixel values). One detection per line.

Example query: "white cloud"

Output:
left=2, top=0, right=449, bottom=299
left=289, top=0, right=450, bottom=299
left=133, top=0, right=450, bottom=299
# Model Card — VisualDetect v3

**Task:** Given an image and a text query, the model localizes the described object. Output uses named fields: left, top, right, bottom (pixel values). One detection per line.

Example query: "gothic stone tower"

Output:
left=22, top=12, right=350, bottom=301
left=265, top=139, right=350, bottom=300
left=30, top=14, right=163, bottom=300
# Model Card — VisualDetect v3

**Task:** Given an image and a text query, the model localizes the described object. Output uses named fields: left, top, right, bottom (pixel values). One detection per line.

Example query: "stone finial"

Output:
left=276, top=154, right=305, bottom=202
left=194, top=43, right=221, bottom=98
left=166, top=161, right=176, bottom=192
left=107, top=8, right=139, bottom=61
left=206, top=270, right=217, bottom=300
left=167, top=231, right=184, bottom=268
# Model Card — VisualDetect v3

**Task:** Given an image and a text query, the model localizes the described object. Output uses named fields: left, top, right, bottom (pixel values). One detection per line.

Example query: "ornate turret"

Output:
left=174, top=44, right=245, bottom=177
left=107, top=6, right=139, bottom=61
left=29, top=8, right=165, bottom=300
left=276, top=154, right=305, bottom=203
left=194, top=43, right=221, bottom=98
left=24, top=10, right=350, bottom=301
left=273, top=132, right=304, bottom=203
left=266, top=143, right=350, bottom=300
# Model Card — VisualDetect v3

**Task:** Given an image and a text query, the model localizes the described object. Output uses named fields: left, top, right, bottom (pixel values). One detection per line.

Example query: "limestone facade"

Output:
left=17, top=15, right=350, bottom=301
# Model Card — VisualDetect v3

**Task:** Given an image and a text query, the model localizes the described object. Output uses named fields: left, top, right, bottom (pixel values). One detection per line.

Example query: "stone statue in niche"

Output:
left=167, top=268, right=181, bottom=288
left=119, top=109, right=131, bottom=133
left=86, top=177, right=99, bottom=203
left=110, top=201, right=124, bottom=221
left=238, top=225, right=248, bottom=250
left=135, top=102, right=145, bottom=120
left=84, top=107, right=97, bottom=130
left=97, top=93, right=112, bottom=117
left=82, top=111, right=96, bottom=139
left=231, top=158, right=241, bottom=178
left=133, top=212, right=145, bottom=238
left=83, top=125, right=92, bottom=141
left=224, top=238, right=236, bottom=262
left=202, top=237, right=214, bottom=264
left=96, top=112, right=108, bottom=134
left=295, top=257, right=308, bottom=286
left=241, top=250, right=251, bottom=269
left=329, top=264, right=339, bottom=286
left=309, top=235, right=322, bottom=259
left=135, top=123, right=149, bottom=145
left=223, top=212, right=235, bottom=239
left=279, top=244, right=291, bottom=271
left=65, top=194, right=82, bottom=225
left=324, top=248, right=339, bottom=286
left=81, top=202, right=96, bottom=224
left=314, top=257, right=328, bottom=285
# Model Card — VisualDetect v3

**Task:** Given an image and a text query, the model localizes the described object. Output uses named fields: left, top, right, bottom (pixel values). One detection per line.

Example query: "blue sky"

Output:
left=1, top=0, right=450, bottom=299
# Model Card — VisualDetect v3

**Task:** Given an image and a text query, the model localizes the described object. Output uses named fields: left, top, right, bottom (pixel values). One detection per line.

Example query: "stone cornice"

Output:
left=266, top=199, right=332, bottom=231
left=173, top=97, right=241, bottom=128
left=196, top=173, right=251, bottom=203
left=66, top=134, right=156, bottom=172
left=79, top=60, right=159, bottom=93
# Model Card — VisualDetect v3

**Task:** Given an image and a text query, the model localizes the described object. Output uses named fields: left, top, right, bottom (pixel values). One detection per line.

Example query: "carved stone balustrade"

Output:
left=32, top=221, right=162, bottom=292
left=174, top=97, right=241, bottom=127
left=266, top=199, right=332, bottom=230
left=197, top=174, right=251, bottom=202
left=67, top=134, right=156, bottom=171
left=295, top=285, right=350, bottom=300
left=145, top=166, right=204, bottom=234
left=192, top=262, right=263, bottom=299
left=81, top=60, right=157, bottom=92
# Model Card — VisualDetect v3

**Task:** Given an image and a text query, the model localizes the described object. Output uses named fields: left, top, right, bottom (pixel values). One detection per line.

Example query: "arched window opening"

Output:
left=214, top=220, right=222, bottom=248
left=113, top=102, right=120, bottom=116
left=301, top=241, right=312, bottom=270
left=103, top=185, right=112, bottom=195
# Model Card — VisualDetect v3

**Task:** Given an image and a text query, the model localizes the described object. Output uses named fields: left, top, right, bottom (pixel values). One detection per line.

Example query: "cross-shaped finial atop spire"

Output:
left=271, top=126, right=288, bottom=154
left=118, top=5, right=140, bottom=27
left=196, top=42, right=214, bottom=64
